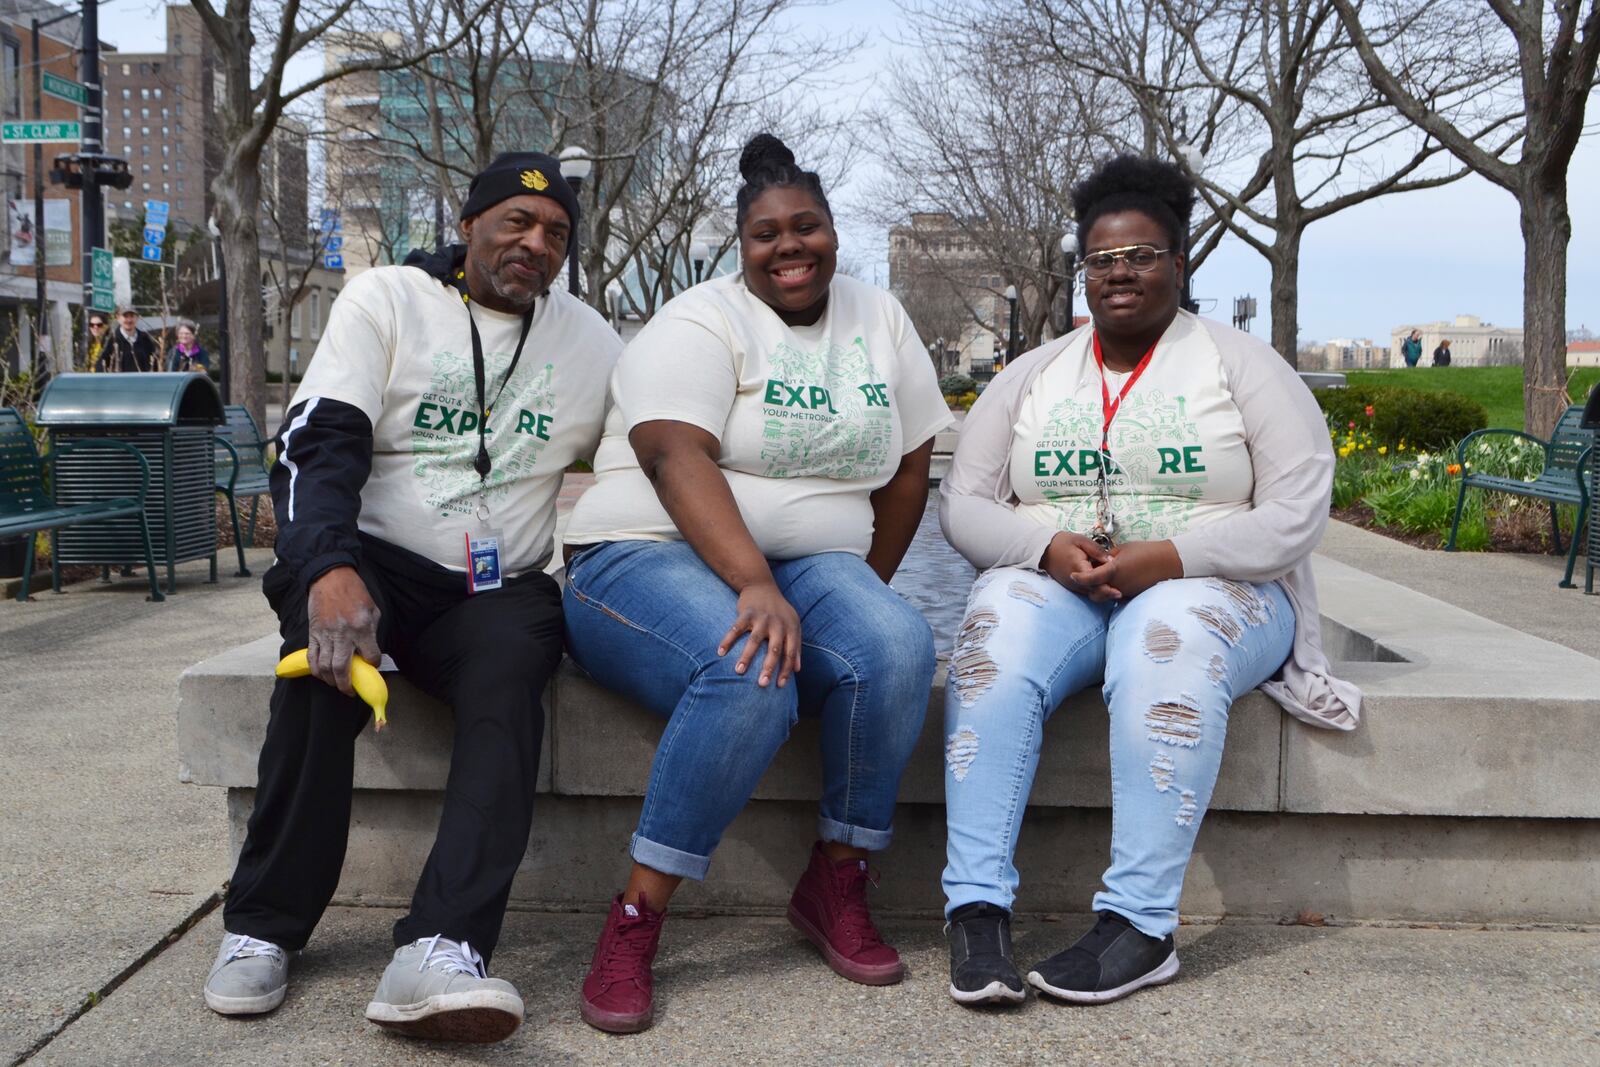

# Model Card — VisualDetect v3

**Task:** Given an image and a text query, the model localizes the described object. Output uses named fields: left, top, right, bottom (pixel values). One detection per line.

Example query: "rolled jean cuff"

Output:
left=817, top=815, right=893, bottom=852
left=629, top=832, right=712, bottom=881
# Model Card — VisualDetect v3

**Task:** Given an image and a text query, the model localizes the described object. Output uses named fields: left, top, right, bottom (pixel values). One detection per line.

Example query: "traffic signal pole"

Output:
left=80, top=0, right=102, bottom=367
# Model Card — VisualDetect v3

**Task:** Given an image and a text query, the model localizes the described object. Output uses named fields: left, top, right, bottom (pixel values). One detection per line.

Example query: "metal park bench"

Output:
left=214, top=405, right=273, bottom=578
left=0, top=407, right=163, bottom=603
left=1446, top=404, right=1594, bottom=588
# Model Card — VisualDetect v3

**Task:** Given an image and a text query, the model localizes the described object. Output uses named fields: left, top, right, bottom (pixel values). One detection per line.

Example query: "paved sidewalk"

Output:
left=3, top=527, right=1598, bottom=1065
left=27, top=908, right=1600, bottom=1066
left=0, top=551, right=278, bottom=1065
left=1315, top=521, right=1598, bottom=660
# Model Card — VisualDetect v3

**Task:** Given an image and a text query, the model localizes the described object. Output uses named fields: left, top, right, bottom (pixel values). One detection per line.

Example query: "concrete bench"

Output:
left=178, top=556, right=1600, bottom=924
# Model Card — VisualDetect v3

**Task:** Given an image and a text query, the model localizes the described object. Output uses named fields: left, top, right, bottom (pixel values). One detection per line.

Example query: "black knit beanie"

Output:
left=458, top=151, right=581, bottom=228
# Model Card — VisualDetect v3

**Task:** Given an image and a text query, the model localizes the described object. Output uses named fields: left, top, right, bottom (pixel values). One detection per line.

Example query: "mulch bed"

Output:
left=1331, top=502, right=1585, bottom=556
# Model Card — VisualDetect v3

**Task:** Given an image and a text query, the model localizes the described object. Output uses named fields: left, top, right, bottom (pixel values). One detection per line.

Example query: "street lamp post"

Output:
left=605, top=280, right=622, bottom=333
left=558, top=146, right=592, bottom=298
left=690, top=240, right=709, bottom=285
left=1059, top=231, right=1079, bottom=334
left=1003, top=284, right=1019, bottom=367
left=1174, top=142, right=1203, bottom=314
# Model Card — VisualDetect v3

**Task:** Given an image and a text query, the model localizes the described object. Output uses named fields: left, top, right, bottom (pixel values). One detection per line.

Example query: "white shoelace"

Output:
left=222, top=933, right=285, bottom=965
left=417, top=934, right=487, bottom=978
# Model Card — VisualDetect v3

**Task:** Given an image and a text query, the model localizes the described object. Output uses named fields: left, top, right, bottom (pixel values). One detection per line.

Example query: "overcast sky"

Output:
left=102, top=0, right=1598, bottom=344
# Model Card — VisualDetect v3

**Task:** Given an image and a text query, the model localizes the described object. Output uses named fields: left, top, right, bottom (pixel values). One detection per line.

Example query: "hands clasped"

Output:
left=1042, top=532, right=1183, bottom=603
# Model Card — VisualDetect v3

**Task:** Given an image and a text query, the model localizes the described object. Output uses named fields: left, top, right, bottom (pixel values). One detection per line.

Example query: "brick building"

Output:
left=101, top=4, right=217, bottom=234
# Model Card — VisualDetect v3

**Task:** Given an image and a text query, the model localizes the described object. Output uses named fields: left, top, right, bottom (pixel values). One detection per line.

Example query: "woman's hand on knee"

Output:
left=1043, top=532, right=1121, bottom=602
left=718, top=580, right=802, bottom=688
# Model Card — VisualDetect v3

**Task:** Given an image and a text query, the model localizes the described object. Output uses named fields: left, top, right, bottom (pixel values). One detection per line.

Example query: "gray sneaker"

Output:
left=364, top=935, right=523, bottom=1043
left=204, top=933, right=290, bottom=1015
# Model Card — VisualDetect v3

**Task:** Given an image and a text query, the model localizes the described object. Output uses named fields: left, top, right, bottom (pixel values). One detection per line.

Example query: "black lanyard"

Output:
left=453, top=273, right=534, bottom=481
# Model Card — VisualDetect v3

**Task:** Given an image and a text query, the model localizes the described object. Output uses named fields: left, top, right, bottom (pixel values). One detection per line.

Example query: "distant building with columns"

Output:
left=1389, top=315, right=1523, bottom=367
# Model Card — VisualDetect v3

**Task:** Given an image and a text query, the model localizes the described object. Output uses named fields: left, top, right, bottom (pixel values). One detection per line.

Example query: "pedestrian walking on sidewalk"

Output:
left=936, top=154, right=1362, bottom=1010
left=164, top=322, right=210, bottom=372
left=1401, top=329, right=1422, bottom=368
left=561, top=133, right=953, bottom=1035
left=109, top=307, right=158, bottom=372
left=201, top=151, right=620, bottom=1044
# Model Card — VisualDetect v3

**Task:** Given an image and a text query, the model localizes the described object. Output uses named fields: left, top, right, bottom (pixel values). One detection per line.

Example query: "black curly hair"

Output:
left=734, top=133, right=832, bottom=231
left=1070, top=154, right=1196, bottom=253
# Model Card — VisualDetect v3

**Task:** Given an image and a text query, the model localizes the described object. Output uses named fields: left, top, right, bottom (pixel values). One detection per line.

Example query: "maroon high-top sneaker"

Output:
left=786, top=842, right=905, bottom=985
left=580, top=894, right=665, bottom=1033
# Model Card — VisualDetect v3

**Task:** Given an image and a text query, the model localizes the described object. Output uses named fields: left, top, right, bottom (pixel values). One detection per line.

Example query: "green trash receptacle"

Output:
left=35, top=373, right=225, bottom=594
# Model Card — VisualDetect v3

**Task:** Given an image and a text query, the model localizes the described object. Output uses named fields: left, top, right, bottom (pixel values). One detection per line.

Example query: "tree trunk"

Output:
left=1518, top=178, right=1571, bottom=438
left=216, top=157, right=267, bottom=431
left=1268, top=227, right=1301, bottom=368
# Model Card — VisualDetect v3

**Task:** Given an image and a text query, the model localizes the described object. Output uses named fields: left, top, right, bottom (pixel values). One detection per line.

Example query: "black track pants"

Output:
left=222, top=535, right=563, bottom=964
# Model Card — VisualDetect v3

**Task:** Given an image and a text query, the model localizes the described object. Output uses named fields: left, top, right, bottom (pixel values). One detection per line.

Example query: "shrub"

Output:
left=1314, top=385, right=1486, bottom=450
left=940, top=373, right=977, bottom=397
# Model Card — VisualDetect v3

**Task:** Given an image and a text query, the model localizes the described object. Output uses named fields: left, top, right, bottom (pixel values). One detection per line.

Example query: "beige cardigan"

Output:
left=939, top=311, right=1361, bottom=730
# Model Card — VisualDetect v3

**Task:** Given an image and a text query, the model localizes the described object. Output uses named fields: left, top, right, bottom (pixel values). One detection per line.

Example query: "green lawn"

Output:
left=1343, top=366, right=1600, bottom=431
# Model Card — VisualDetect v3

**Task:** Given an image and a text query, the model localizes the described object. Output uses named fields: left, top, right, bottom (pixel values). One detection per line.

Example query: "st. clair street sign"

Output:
left=1, top=121, right=81, bottom=143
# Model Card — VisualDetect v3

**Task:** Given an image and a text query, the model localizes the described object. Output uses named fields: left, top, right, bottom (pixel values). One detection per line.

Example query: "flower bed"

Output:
left=1326, top=407, right=1577, bottom=553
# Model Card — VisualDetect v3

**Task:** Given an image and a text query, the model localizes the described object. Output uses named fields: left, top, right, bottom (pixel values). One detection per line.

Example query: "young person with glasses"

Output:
left=936, top=154, right=1361, bottom=1008
left=86, top=316, right=109, bottom=371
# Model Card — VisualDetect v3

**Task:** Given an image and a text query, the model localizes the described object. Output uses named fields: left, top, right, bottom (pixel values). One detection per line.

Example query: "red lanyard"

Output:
left=1091, top=332, right=1159, bottom=454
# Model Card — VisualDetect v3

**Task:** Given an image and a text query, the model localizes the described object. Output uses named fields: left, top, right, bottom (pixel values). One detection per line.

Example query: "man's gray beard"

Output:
left=485, top=264, right=544, bottom=312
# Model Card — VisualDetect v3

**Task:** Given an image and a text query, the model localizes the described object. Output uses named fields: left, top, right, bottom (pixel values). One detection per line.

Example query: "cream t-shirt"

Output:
left=1008, top=327, right=1254, bottom=541
left=292, top=264, right=621, bottom=574
left=564, top=272, right=953, bottom=559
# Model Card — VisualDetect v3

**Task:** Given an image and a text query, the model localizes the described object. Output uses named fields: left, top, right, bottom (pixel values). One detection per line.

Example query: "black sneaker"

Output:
left=946, top=902, right=1026, bottom=1006
left=1026, top=911, right=1178, bottom=1004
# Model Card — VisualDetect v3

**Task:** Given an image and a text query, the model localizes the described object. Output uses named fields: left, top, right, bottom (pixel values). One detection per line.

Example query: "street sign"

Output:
left=1, top=121, right=80, bottom=143
left=322, top=253, right=344, bottom=271
left=319, top=208, right=341, bottom=232
left=141, top=244, right=163, bottom=262
left=142, top=226, right=166, bottom=245
left=41, top=72, right=88, bottom=107
left=143, top=199, right=169, bottom=224
left=90, top=246, right=115, bottom=313
left=324, top=235, right=343, bottom=252
left=92, top=246, right=114, bottom=288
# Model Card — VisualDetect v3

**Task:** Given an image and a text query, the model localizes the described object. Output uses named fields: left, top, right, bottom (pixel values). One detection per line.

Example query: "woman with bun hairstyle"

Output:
left=561, top=133, right=952, bottom=1033
left=937, top=155, right=1360, bottom=1008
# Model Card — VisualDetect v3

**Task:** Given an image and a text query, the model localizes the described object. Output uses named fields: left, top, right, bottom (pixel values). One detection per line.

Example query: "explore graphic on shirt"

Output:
left=1010, top=331, right=1254, bottom=542
left=409, top=348, right=559, bottom=519
left=757, top=336, right=894, bottom=480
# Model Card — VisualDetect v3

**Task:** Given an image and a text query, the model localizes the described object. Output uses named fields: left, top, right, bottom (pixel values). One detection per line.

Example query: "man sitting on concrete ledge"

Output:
left=201, top=151, right=620, bottom=1044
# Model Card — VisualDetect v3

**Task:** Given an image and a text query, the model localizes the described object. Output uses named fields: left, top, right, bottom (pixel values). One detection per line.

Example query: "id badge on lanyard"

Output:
left=465, top=520, right=505, bottom=593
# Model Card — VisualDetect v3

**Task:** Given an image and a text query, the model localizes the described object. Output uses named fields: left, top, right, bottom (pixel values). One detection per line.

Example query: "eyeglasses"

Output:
left=1081, top=244, right=1171, bottom=279
left=89, top=321, right=106, bottom=329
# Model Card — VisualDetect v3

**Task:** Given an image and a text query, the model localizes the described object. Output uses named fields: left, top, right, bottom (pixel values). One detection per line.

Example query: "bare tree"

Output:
left=1026, top=0, right=1515, bottom=364
left=869, top=1, right=1137, bottom=353
left=1333, top=0, right=1600, bottom=436
left=527, top=0, right=861, bottom=314
left=191, top=0, right=493, bottom=428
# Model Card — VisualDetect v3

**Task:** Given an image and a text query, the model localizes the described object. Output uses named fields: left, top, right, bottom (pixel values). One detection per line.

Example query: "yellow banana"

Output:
left=275, top=649, right=390, bottom=730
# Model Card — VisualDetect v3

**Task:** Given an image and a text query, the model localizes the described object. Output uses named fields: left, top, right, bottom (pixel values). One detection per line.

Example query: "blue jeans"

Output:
left=942, top=568, right=1294, bottom=937
left=564, top=540, right=936, bottom=881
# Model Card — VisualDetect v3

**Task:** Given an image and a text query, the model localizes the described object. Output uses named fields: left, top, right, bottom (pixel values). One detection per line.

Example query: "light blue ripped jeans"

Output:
left=941, top=567, right=1294, bottom=937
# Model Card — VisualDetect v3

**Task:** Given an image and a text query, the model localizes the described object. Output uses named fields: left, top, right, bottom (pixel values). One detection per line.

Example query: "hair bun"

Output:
left=739, top=133, right=797, bottom=181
